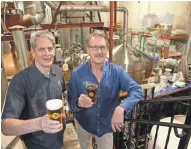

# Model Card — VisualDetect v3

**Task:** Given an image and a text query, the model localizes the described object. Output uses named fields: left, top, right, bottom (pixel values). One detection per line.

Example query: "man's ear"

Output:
left=86, top=47, right=90, bottom=55
left=31, top=48, right=35, bottom=58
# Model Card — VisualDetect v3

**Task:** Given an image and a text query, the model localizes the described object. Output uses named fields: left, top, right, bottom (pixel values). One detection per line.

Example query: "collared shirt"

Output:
left=2, top=62, right=66, bottom=149
left=68, top=60, right=143, bottom=137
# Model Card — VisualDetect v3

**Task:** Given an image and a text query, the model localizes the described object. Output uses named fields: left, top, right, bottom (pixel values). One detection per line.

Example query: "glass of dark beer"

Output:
left=46, top=99, right=63, bottom=123
left=86, top=84, right=98, bottom=104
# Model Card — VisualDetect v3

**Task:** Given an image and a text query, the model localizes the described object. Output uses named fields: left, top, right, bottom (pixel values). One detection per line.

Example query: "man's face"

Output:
left=31, top=37, right=55, bottom=68
left=87, top=36, right=108, bottom=65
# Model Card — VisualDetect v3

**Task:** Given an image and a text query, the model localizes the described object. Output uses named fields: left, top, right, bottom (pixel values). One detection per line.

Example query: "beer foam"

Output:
left=46, top=99, right=63, bottom=111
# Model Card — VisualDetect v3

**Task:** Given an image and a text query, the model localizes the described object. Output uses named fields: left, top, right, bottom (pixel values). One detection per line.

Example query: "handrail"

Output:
left=120, top=96, right=191, bottom=149
left=139, top=96, right=191, bottom=104
left=124, top=119, right=191, bottom=130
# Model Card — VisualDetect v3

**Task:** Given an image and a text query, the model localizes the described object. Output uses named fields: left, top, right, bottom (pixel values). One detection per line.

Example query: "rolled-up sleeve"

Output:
left=119, top=67, right=143, bottom=112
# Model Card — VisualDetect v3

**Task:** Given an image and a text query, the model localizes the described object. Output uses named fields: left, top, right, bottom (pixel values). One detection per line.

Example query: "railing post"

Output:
left=178, top=101, right=191, bottom=149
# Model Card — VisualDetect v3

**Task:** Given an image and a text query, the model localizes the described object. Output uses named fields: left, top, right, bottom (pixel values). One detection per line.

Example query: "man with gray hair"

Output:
left=1, top=30, right=66, bottom=149
left=68, top=31, right=143, bottom=149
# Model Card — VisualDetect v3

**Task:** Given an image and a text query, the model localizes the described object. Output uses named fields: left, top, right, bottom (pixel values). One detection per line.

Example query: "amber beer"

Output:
left=46, top=99, right=63, bottom=123
left=86, top=84, right=98, bottom=104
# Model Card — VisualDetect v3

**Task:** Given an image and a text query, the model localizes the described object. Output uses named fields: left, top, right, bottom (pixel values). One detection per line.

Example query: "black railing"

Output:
left=115, top=96, right=191, bottom=149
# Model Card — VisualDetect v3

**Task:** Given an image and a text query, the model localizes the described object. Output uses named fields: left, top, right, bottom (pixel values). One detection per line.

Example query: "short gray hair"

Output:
left=30, top=30, right=55, bottom=49
left=86, top=31, right=109, bottom=47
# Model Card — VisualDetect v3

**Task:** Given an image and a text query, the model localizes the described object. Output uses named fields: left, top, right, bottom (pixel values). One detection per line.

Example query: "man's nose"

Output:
left=44, top=49, right=51, bottom=55
left=97, top=48, right=103, bottom=53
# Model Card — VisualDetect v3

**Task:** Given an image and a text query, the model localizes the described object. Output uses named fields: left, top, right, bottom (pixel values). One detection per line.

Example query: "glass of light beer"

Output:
left=46, top=99, right=63, bottom=123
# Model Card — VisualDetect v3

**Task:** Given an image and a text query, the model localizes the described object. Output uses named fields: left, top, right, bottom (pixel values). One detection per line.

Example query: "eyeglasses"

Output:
left=88, top=45, right=107, bottom=52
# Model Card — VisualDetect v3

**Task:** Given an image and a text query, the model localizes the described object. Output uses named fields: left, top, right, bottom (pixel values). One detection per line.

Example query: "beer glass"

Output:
left=86, top=84, right=98, bottom=104
left=46, top=99, right=63, bottom=123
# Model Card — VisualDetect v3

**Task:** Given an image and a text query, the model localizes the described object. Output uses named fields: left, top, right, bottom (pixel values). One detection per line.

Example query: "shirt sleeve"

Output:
left=1, top=75, right=26, bottom=119
left=119, top=66, right=144, bottom=112
left=67, top=71, right=79, bottom=112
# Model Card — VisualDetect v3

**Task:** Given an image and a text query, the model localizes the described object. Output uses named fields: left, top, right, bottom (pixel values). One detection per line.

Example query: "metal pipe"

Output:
left=125, top=119, right=191, bottom=130
left=114, top=1, right=117, bottom=27
left=178, top=103, right=191, bottom=149
left=51, top=2, right=63, bottom=25
left=9, top=41, right=20, bottom=71
left=119, top=7, right=128, bottom=51
left=140, top=96, right=191, bottom=104
left=185, top=31, right=191, bottom=60
left=90, top=1, right=93, bottom=22
left=12, top=29, right=29, bottom=70
left=1, top=62, right=8, bottom=111
left=109, top=2, right=114, bottom=62
left=19, top=1, right=45, bottom=27
left=45, top=2, right=128, bottom=51
left=45, top=2, right=109, bottom=12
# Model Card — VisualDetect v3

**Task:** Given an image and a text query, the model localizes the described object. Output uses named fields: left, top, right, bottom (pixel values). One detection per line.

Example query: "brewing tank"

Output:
left=113, top=44, right=152, bottom=84
left=1, top=63, right=8, bottom=111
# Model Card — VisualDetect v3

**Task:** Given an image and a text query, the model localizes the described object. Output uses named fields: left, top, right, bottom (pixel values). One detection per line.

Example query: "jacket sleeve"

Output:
left=119, top=67, right=144, bottom=112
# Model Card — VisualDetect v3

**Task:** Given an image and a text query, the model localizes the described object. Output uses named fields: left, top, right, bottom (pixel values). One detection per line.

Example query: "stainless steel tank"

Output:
left=113, top=45, right=152, bottom=84
left=1, top=63, right=8, bottom=111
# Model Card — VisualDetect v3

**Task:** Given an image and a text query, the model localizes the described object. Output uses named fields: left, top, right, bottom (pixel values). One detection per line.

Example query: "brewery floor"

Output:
left=63, top=123, right=81, bottom=149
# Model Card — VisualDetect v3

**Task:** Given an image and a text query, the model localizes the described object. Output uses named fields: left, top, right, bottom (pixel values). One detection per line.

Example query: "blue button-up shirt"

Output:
left=68, top=60, right=143, bottom=137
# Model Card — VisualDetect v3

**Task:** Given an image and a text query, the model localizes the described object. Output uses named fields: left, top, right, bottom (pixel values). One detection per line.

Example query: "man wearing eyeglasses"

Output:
left=68, top=31, right=143, bottom=149
left=2, top=30, right=66, bottom=149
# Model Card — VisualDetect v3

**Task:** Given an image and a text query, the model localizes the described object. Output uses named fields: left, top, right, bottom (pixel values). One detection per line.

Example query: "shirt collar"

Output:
left=87, top=59, right=108, bottom=73
left=31, top=61, right=56, bottom=78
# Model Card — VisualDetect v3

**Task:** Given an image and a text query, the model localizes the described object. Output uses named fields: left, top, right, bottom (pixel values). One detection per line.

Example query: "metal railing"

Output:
left=115, top=96, right=191, bottom=149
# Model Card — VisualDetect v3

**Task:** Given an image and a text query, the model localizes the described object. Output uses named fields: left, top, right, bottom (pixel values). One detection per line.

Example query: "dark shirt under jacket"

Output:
left=2, top=62, right=66, bottom=149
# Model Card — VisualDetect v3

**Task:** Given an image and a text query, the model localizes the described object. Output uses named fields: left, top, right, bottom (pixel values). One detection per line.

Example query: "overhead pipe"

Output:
left=45, top=2, right=128, bottom=50
left=19, top=1, right=45, bottom=27
left=45, top=2, right=109, bottom=12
